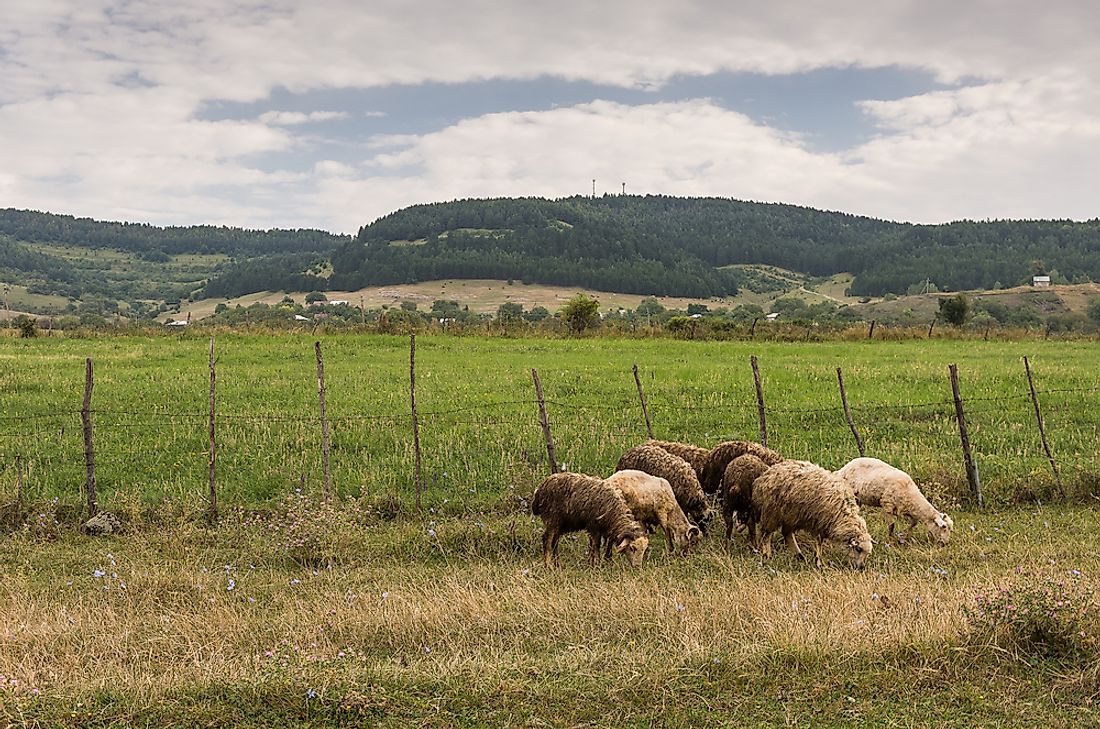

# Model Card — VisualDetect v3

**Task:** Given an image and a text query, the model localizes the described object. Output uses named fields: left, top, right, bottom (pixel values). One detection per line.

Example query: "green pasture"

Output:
left=1, top=334, right=1097, bottom=512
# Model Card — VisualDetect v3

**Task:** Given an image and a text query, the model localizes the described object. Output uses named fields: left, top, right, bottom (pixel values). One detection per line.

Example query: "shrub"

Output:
left=965, top=572, right=1096, bottom=663
left=261, top=491, right=371, bottom=567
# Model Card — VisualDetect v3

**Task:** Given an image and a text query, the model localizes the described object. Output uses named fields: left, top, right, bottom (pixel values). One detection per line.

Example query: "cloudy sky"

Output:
left=2, top=1, right=1098, bottom=233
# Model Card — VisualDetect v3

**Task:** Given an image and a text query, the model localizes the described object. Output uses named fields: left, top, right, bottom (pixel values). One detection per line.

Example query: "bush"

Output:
left=560, top=294, right=600, bottom=334
left=965, top=572, right=1096, bottom=663
left=938, top=294, right=970, bottom=326
left=14, top=315, right=37, bottom=338
left=260, top=491, right=371, bottom=567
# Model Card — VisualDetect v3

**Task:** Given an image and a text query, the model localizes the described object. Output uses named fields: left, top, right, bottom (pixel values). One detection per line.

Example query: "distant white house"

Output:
left=327, top=300, right=350, bottom=306
left=293, top=314, right=310, bottom=321
left=164, top=319, right=188, bottom=327
left=765, top=312, right=781, bottom=321
left=1032, top=275, right=1051, bottom=287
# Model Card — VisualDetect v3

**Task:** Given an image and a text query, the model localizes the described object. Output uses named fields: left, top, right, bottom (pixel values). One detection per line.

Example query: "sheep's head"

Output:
left=678, top=525, right=704, bottom=553
left=845, top=533, right=873, bottom=570
left=927, top=512, right=955, bottom=545
left=614, top=532, right=649, bottom=566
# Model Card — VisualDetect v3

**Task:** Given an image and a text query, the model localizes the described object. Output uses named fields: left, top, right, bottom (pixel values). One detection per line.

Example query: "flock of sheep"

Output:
left=531, top=439, right=955, bottom=570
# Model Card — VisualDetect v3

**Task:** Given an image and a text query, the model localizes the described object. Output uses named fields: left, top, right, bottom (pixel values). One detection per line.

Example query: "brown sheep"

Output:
left=700, top=440, right=783, bottom=494
left=720, top=453, right=771, bottom=543
left=617, top=444, right=710, bottom=527
left=531, top=472, right=650, bottom=569
left=604, top=469, right=703, bottom=555
left=646, top=439, right=710, bottom=479
left=751, top=460, right=873, bottom=569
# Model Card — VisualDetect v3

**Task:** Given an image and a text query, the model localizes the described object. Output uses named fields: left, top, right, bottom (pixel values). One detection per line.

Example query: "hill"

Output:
left=320, top=196, right=1100, bottom=298
left=0, top=209, right=349, bottom=312
left=6, top=199, right=1100, bottom=317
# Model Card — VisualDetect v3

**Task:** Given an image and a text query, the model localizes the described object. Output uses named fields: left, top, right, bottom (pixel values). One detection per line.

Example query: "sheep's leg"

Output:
left=588, top=531, right=602, bottom=566
left=897, top=516, right=918, bottom=543
left=603, top=535, right=614, bottom=562
left=550, top=532, right=563, bottom=568
left=783, top=529, right=804, bottom=561
left=747, top=519, right=757, bottom=549
left=813, top=538, right=824, bottom=568
left=723, top=510, right=735, bottom=541
left=542, top=529, right=557, bottom=569
left=758, top=530, right=774, bottom=559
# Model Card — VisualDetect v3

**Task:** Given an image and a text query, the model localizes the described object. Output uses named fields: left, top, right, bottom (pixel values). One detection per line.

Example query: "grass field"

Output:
left=1, top=334, right=1098, bottom=510
left=1, top=334, right=1098, bottom=725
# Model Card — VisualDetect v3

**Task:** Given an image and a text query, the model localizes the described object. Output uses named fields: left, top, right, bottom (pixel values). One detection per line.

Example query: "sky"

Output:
left=2, top=1, right=1098, bottom=234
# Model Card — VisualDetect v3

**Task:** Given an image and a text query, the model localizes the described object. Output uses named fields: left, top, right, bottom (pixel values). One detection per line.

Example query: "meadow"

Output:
left=1, top=333, right=1098, bottom=726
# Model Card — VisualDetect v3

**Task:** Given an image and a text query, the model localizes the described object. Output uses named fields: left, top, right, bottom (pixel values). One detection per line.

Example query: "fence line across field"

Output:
left=2, top=334, right=1096, bottom=516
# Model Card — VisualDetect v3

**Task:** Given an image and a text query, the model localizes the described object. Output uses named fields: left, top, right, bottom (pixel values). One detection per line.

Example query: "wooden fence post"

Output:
left=81, top=357, right=98, bottom=516
left=750, top=355, right=768, bottom=448
left=867, top=320, right=876, bottom=339
left=1023, top=356, right=1062, bottom=492
left=207, top=337, right=218, bottom=523
left=632, top=363, right=654, bottom=439
left=927, top=319, right=935, bottom=338
left=531, top=368, right=559, bottom=473
left=749, top=317, right=759, bottom=338
left=948, top=363, right=983, bottom=507
left=409, top=334, right=423, bottom=511
left=836, top=367, right=865, bottom=457
left=315, top=341, right=333, bottom=500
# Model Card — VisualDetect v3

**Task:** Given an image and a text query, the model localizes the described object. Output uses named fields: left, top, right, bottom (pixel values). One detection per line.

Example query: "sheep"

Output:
left=700, top=440, right=784, bottom=494
left=751, top=460, right=873, bottom=569
left=834, top=457, right=954, bottom=545
left=646, top=439, right=711, bottom=480
left=616, top=444, right=710, bottom=528
left=720, top=453, right=771, bottom=542
left=604, top=469, right=703, bottom=555
left=531, top=472, right=650, bottom=568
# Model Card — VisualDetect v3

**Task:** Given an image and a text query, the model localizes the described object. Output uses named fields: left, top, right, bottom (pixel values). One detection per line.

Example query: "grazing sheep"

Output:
left=531, top=472, right=650, bottom=568
left=751, top=460, right=873, bottom=569
left=646, top=439, right=711, bottom=479
left=617, top=444, right=710, bottom=527
left=720, top=453, right=771, bottom=542
left=700, top=440, right=784, bottom=494
left=604, top=469, right=703, bottom=555
left=835, top=457, right=955, bottom=545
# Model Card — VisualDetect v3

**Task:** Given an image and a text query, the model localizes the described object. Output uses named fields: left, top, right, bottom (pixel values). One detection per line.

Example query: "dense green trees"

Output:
left=327, top=196, right=1100, bottom=297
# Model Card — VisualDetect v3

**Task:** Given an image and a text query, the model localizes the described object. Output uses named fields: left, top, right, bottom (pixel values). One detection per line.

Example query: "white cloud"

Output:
left=1, top=1, right=1099, bottom=230
left=258, top=110, right=349, bottom=125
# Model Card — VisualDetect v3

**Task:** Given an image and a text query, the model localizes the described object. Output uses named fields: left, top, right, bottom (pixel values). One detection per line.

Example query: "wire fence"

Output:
left=1, top=335, right=1099, bottom=516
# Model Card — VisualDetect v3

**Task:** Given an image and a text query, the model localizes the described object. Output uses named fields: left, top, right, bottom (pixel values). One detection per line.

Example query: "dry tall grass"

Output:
left=1, top=505, right=1097, bottom=725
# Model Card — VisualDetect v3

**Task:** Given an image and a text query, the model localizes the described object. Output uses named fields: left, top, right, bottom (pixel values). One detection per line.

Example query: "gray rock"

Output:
left=82, top=511, right=122, bottom=536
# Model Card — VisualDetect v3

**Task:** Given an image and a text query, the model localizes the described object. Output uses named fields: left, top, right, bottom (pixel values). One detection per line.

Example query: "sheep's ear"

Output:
left=934, top=515, right=947, bottom=528
left=688, top=526, right=702, bottom=539
left=613, top=537, right=631, bottom=553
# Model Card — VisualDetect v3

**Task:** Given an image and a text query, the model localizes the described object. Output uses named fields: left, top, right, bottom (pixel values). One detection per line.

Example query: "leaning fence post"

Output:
left=868, top=320, right=876, bottom=339
left=632, top=363, right=654, bottom=439
left=207, top=337, right=218, bottom=523
left=948, top=363, right=983, bottom=507
left=1023, top=356, right=1062, bottom=492
left=927, top=319, right=935, bottom=338
left=314, top=341, right=333, bottom=500
left=81, top=357, right=98, bottom=516
left=836, top=367, right=865, bottom=457
left=749, top=317, right=759, bottom=338
left=409, top=333, right=423, bottom=512
left=531, top=368, right=559, bottom=473
left=750, top=355, right=768, bottom=448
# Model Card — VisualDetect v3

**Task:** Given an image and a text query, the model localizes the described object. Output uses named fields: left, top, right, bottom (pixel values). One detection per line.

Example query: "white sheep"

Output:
left=834, top=457, right=954, bottom=545
left=751, top=460, right=873, bottom=569
left=604, top=469, right=703, bottom=555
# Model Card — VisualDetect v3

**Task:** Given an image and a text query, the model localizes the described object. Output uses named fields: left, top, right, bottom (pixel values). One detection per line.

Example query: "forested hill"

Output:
left=328, top=196, right=1100, bottom=297
left=0, top=209, right=346, bottom=257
